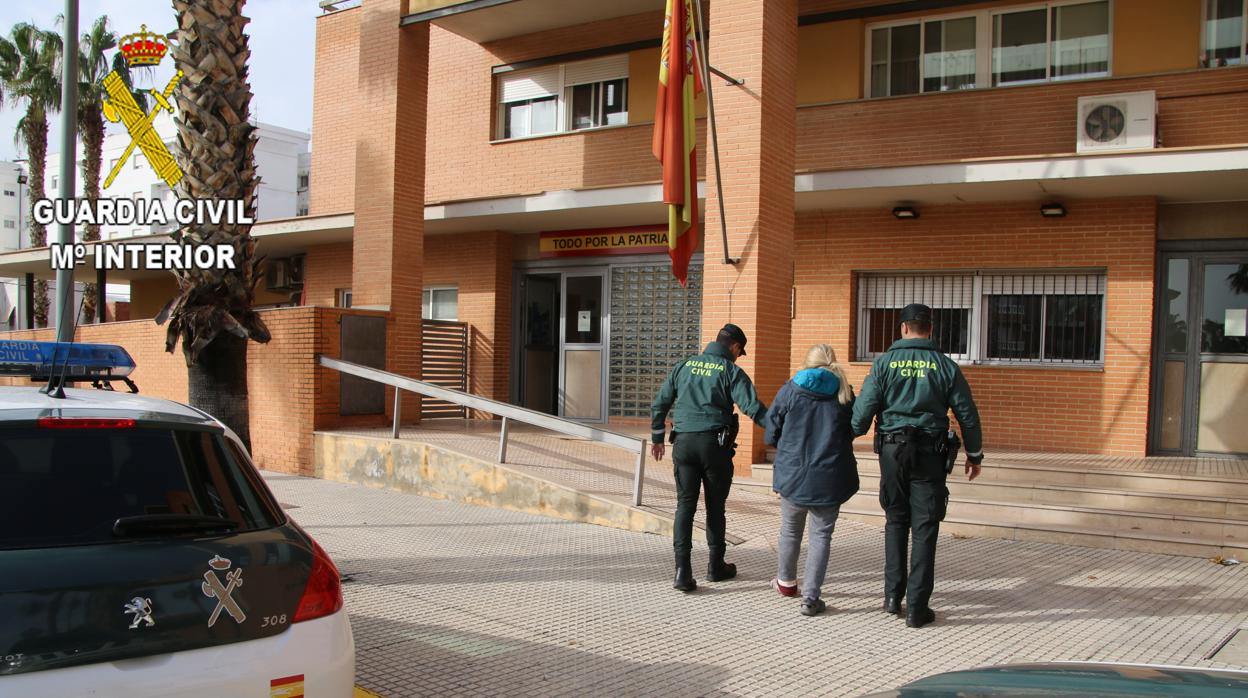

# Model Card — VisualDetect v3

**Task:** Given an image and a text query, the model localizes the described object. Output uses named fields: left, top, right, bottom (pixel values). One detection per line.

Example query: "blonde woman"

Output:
left=763, top=343, right=860, bottom=616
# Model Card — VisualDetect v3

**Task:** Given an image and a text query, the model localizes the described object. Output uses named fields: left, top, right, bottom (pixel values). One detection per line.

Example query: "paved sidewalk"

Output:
left=267, top=471, right=1248, bottom=698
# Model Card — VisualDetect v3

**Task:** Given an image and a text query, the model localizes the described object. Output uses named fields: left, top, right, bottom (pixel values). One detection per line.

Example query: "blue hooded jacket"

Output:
left=764, top=368, right=859, bottom=507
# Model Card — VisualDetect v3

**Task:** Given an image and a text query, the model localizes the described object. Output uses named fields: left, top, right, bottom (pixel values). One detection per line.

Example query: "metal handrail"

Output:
left=319, top=356, right=650, bottom=505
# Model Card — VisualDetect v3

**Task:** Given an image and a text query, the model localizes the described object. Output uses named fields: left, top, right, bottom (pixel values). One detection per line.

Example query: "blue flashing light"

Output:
left=0, top=340, right=136, bottom=380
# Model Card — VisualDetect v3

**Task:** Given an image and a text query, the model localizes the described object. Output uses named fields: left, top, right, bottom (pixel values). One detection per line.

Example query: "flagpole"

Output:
left=691, top=0, right=738, bottom=266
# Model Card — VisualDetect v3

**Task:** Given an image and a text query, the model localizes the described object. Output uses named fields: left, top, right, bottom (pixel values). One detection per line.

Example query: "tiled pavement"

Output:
left=267, top=470, right=1248, bottom=698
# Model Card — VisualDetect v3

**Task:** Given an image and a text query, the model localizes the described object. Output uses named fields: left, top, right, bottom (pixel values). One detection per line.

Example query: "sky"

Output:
left=0, top=0, right=316, bottom=162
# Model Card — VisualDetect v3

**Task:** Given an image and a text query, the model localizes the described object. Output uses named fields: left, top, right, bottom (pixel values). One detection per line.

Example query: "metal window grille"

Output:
left=856, top=270, right=1107, bottom=365
left=609, top=264, right=703, bottom=419
left=981, top=272, right=1106, bottom=365
left=857, top=273, right=975, bottom=360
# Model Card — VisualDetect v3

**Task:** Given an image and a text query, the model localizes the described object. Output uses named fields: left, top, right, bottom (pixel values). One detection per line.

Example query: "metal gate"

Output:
left=421, top=319, right=469, bottom=418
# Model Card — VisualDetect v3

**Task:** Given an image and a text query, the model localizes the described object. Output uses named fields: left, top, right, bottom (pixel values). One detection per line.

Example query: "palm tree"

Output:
left=0, top=23, right=60, bottom=328
left=158, top=0, right=270, bottom=449
left=70, top=16, right=119, bottom=323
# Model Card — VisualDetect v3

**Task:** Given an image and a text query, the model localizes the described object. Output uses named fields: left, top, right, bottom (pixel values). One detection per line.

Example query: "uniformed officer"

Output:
left=651, top=323, right=768, bottom=592
left=850, top=303, right=983, bottom=628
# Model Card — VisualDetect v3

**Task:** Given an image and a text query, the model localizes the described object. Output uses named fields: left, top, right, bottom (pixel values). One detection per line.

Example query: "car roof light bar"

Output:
left=0, top=340, right=137, bottom=382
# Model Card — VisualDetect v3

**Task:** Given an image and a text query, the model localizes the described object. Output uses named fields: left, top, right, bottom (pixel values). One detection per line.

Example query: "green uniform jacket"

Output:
left=850, top=338, right=984, bottom=461
left=650, top=341, right=768, bottom=444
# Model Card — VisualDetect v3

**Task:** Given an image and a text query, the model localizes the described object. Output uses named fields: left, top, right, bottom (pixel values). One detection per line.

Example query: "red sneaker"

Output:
left=771, top=578, right=798, bottom=598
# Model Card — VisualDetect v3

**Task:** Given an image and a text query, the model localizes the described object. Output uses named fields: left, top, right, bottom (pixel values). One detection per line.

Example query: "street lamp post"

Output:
left=54, top=0, right=79, bottom=342
left=17, top=170, right=28, bottom=329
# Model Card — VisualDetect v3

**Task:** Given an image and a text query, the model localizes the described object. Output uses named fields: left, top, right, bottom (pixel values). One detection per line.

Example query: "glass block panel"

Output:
left=608, top=264, right=703, bottom=418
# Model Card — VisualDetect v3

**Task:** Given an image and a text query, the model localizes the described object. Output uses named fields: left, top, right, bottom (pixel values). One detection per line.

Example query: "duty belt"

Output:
left=879, top=430, right=941, bottom=447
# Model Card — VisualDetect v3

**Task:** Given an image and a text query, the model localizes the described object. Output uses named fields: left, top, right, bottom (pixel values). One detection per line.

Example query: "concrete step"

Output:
left=854, top=472, right=1248, bottom=520
left=853, top=454, right=1248, bottom=500
left=751, top=466, right=1248, bottom=519
left=750, top=459, right=1248, bottom=558
left=838, top=504, right=1248, bottom=561
left=733, top=475, right=776, bottom=496
left=843, top=488, right=1248, bottom=554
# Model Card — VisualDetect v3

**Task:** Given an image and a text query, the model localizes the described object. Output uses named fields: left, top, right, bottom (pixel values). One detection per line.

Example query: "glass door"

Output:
left=559, top=270, right=609, bottom=422
left=1152, top=252, right=1248, bottom=455
left=1194, top=258, right=1248, bottom=454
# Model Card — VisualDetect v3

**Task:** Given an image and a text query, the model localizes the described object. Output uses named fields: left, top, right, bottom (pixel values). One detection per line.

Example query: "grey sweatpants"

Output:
left=777, top=497, right=841, bottom=601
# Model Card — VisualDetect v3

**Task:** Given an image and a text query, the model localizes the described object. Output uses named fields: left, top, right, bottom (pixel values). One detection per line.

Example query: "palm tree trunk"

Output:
left=80, top=108, right=105, bottom=323
left=163, top=0, right=270, bottom=451
left=24, top=114, right=50, bottom=328
left=188, top=333, right=252, bottom=448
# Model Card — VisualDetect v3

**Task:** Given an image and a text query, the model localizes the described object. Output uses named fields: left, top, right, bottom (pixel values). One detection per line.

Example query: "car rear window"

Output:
left=0, top=427, right=283, bottom=550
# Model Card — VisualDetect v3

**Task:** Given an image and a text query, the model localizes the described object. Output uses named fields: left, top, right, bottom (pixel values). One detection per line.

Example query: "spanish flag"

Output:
left=270, top=674, right=305, bottom=697
left=652, top=0, right=703, bottom=287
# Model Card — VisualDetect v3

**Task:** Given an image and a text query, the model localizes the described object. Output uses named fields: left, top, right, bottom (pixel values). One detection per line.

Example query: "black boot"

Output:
left=883, top=596, right=902, bottom=615
left=906, top=606, right=936, bottom=628
left=706, top=546, right=737, bottom=582
left=673, top=554, right=697, bottom=592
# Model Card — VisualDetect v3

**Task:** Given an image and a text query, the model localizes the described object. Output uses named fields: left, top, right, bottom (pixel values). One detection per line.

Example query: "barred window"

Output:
left=858, top=274, right=974, bottom=360
left=856, top=270, right=1106, bottom=366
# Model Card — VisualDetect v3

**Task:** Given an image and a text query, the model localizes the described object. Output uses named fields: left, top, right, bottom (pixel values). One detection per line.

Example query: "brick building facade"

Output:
left=3, top=0, right=1247, bottom=474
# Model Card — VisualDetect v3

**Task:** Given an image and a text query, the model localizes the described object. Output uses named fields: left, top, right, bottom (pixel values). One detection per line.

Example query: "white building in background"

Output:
left=44, top=112, right=311, bottom=240
left=297, top=151, right=311, bottom=217
left=0, top=160, right=28, bottom=330
left=7, top=115, right=312, bottom=330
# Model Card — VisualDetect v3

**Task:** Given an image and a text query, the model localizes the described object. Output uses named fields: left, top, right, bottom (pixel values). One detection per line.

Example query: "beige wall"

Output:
left=627, top=45, right=707, bottom=123
left=1114, top=0, right=1201, bottom=76
left=628, top=47, right=659, bottom=123
left=1159, top=203, right=1248, bottom=240
left=797, top=20, right=862, bottom=104
left=129, top=276, right=178, bottom=320
left=128, top=270, right=300, bottom=322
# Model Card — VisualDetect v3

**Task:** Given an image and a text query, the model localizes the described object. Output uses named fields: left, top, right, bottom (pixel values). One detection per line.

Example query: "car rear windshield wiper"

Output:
left=113, top=514, right=239, bottom=537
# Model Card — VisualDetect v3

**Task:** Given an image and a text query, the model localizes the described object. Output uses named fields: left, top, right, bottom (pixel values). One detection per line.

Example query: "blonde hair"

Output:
left=802, top=343, right=854, bottom=405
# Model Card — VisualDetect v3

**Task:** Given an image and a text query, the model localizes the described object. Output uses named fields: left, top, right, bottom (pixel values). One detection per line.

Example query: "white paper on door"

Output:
left=577, top=310, right=592, bottom=333
left=1226, top=308, right=1247, bottom=338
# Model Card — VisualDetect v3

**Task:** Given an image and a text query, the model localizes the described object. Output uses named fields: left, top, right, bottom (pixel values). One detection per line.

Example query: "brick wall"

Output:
left=352, top=0, right=428, bottom=421
left=289, top=234, right=513, bottom=409
left=791, top=198, right=1157, bottom=456
left=797, top=67, right=1248, bottom=172
left=310, top=7, right=360, bottom=215
left=424, top=232, right=512, bottom=405
left=423, top=13, right=709, bottom=205
left=303, top=241, right=353, bottom=307
left=0, top=320, right=188, bottom=400
left=0, top=307, right=389, bottom=474
left=701, top=0, right=799, bottom=470
left=312, top=2, right=1248, bottom=210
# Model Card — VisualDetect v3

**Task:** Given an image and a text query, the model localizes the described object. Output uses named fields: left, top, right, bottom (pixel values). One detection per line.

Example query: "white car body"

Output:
left=0, top=610, right=354, bottom=697
left=0, top=386, right=357, bottom=697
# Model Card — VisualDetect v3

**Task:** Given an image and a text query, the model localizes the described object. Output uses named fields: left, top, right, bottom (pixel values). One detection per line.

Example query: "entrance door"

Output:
left=559, top=271, right=608, bottom=422
left=1152, top=252, right=1248, bottom=456
left=520, top=274, right=559, bottom=415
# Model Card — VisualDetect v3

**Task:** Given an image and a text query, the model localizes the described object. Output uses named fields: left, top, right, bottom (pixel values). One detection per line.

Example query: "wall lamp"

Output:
left=1040, top=202, right=1067, bottom=218
left=892, top=206, right=919, bottom=220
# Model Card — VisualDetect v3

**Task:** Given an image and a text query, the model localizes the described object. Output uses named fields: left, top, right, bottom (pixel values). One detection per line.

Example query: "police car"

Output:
left=0, top=340, right=355, bottom=697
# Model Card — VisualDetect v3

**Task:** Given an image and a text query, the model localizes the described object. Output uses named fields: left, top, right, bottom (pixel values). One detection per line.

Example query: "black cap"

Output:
left=899, top=303, right=933, bottom=324
left=719, top=323, right=748, bottom=355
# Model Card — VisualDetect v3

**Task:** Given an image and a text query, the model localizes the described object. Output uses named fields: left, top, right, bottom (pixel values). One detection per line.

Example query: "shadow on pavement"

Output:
left=350, top=616, right=735, bottom=698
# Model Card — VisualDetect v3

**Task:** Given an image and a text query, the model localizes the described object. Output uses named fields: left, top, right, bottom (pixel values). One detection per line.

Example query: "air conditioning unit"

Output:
left=266, top=255, right=306, bottom=291
left=266, top=259, right=292, bottom=291
left=1076, top=91, right=1157, bottom=153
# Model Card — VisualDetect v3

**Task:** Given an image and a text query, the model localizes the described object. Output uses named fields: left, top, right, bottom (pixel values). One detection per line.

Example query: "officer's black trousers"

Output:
left=672, top=431, right=734, bottom=557
left=878, top=441, right=949, bottom=612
